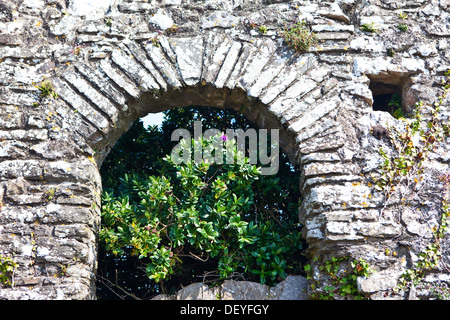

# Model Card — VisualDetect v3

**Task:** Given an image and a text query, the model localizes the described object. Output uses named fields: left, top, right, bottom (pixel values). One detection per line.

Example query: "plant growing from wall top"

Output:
left=37, top=80, right=58, bottom=99
left=243, top=20, right=268, bottom=35
left=147, top=24, right=179, bottom=47
left=279, top=20, right=318, bottom=52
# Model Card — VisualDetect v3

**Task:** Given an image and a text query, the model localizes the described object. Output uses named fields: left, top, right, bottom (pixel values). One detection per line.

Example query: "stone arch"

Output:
left=0, top=0, right=449, bottom=300
left=54, top=34, right=340, bottom=166
left=51, top=31, right=347, bottom=295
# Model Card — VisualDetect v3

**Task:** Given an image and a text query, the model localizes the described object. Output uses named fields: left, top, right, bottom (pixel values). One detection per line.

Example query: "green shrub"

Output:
left=100, top=135, right=303, bottom=286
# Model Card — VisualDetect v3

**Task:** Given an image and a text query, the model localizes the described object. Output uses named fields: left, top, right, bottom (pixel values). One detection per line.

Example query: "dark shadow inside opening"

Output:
left=368, top=74, right=412, bottom=119
left=370, top=83, right=403, bottom=116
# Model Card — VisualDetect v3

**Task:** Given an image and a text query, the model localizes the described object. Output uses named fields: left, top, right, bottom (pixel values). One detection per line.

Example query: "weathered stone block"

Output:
left=357, top=266, right=404, bottom=294
left=271, top=275, right=308, bottom=300
left=355, top=221, right=402, bottom=238
left=62, top=72, right=119, bottom=124
left=221, top=280, right=271, bottom=300
left=99, top=59, right=141, bottom=99
left=202, top=33, right=233, bottom=84
left=170, top=36, right=204, bottom=86
left=52, top=78, right=111, bottom=134
left=248, top=47, right=295, bottom=99
left=214, top=41, right=242, bottom=88
left=326, top=221, right=351, bottom=234
left=123, top=40, right=168, bottom=91
left=74, top=63, right=127, bottom=106
left=111, top=47, right=160, bottom=92
left=236, top=39, right=278, bottom=91
left=176, top=283, right=219, bottom=300
left=144, top=41, right=183, bottom=88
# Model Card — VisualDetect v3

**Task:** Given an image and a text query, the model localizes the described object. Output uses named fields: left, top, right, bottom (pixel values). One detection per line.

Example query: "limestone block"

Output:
left=118, top=2, right=154, bottom=13
left=170, top=36, right=204, bottom=86
left=352, top=56, right=426, bottom=77
left=149, top=10, right=174, bottom=31
left=326, top=221, right=351, bottom=235
left=248, top=47, right=295, bottom=99
left=344, top=82, right=373, bottom=104
left=301, top=175, right=363, bottom=193
left=289, top=97, right=340, bottom=134
left=123, top=40, right=168, bottom=91
left=0, top=88, right=39, bottom=106
left=144, top=40, right=183, bottom=88
left=68, top=0, right=113, bottom=19
left=74, top=63, right=127, bottom=106
left=350, top=36, right=385, bottom=53
left=202, top=33, right=233, bottom=84
left=299, top=128, right=345, bottom=155
left=50, top=15, right=80, bottom=41
left=268, top=78, right=318, bottom=119
left=295, top=119, right=336, bottom=145
left=0, top=34, right=23, bottom=46
left=214, top=41, right=242, bottom=88
left=260, top=55, right=315, bottom=105
left=225, top=42, right=253, bottom=89
left=357, top=267, right=404, bottom=294
left=355, top=221, right=402, bottom=238
left=0, top=160, right=44, bottom=180
left=300, top=151, right=341, bottom=164
left=271, top=275, right=308, bottom=300
left=62, top=72, right=119, bottom=124
left=176, top=283, right=219, bottom=300
left=221, top=280, right=271, bottom=300
left=401, top=207, right=431, bottom=237
left=0, top=129, right=48, bottom=141
left=312, top=24, right=355, bottom=33
left=52, top=78, right=111, bottom=134
left=305, top=228, right=325, bottom=241
left=325, top=211, right=354, bottom=222
left=317, top=2, right=350, bottom=23
left=99, top=59, right=141, bottom=99
left=303, top=162, right=355, bottom=178
left=111, top=48, right=160, bottom=92
left=236, top=38, right=278, bottom=91
left=202, top=11, right=240, bottom=29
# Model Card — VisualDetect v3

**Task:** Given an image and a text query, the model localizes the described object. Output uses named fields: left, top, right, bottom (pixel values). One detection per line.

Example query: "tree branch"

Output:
left=97, top=274, right=142, bottom=300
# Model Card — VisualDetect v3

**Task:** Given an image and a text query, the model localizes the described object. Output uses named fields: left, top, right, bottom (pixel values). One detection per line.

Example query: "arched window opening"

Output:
left=96, top=106, right=306, bottom=300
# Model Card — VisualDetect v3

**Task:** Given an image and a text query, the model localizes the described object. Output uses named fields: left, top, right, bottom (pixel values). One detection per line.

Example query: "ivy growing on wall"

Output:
left=304, top=257, right=372, bottom=300
left=0, top=254, right=17, bottom=287
left=371, top=75, right=450, bottom=299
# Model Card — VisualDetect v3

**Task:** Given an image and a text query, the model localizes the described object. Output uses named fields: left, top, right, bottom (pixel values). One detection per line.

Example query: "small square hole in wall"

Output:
left=369, top=74, right=412, bottom=119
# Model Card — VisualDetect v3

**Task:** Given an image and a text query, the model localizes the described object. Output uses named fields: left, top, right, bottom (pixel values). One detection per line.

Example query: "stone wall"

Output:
left=0, top=0, right=449, bottom=299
